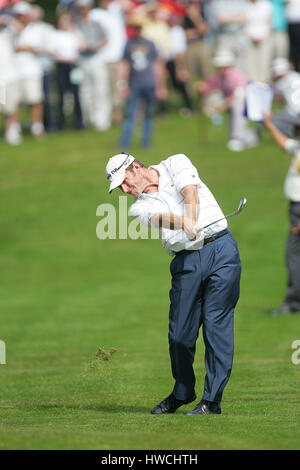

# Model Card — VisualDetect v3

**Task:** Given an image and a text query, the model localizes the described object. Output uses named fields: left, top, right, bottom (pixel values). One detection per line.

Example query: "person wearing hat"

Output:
left=197, top=49, right=259, bottom=151
left=263, top=111, right=300, bottom=316
left=105, top=151, right=242, bottom=414
left=271, top=57, right=300, bottom=138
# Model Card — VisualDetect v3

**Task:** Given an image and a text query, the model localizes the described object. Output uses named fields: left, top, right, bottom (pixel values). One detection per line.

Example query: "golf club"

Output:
left=198, top=197, right=247, bottom=232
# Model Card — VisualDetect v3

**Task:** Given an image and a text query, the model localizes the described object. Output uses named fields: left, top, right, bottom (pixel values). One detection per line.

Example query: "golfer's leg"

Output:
left=201, top=236, right=241, bottom=404
left=169, top=251, right=203, bottom=401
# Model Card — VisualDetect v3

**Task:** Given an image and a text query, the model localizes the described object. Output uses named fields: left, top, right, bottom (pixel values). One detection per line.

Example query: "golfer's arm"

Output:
left=181, top=185, right=200, bottom=224
left=264, top=116, right=288, bottom=150
left=151, top=213, right=184, bottom=230
left=150, top=185, right=199, bottom=230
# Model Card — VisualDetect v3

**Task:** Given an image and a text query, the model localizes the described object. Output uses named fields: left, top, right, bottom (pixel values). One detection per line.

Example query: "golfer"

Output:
left=263, top=112, right=300, bottom=315
left=106, top=152, right=242, bottom=415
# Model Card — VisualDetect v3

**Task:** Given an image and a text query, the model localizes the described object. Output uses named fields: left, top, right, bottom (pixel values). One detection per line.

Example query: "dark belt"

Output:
left=203, top=228, right=229, bottom=245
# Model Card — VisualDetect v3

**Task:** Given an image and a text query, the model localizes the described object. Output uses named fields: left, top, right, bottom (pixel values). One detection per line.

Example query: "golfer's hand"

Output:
left=183, top=217, right=199, bottom=241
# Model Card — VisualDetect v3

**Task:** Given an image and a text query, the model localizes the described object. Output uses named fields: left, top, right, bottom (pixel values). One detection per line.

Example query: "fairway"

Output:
left=0, top=113, right=300, bottom=450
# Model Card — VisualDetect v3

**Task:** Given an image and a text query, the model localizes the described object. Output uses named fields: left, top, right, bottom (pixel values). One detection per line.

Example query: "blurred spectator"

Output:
left=141, top=3, right=170, bottom=114
left=243, top=0, right=273, bottom=83
left=286, top=0, right=300, bottom=72
left=0, top=0, right=34, bottom=11
left=166, top=12, right=194, bottom=115
left=271, top=57, right=300, bottom=138
left=89, top=0, right=127, bottom=125
left=57, top=0, right=76, bottom=12
left=141, top=2, right=171, bottom=60
left=212, top=0, right=248, bottom=74
left=117, top=15, right=167, bottom=148
left=263, top=111, right=300, bottom=316
left=269, top=0, right=289, bottom=60
left=76, top=0, right=110, bottom=131
left=48, top=10, right=85, bottom=130
left=13, top=1, right=45, bottom=138
left=28, top=5, right=57, bottom=132
left=197, top=49, right=260, bottom=151
left=0, top=13, right=21, bottom=145
left=183, top=0, right=211, bottom=81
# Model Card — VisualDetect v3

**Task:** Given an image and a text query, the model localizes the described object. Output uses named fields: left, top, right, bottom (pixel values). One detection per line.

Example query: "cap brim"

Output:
left=108, top=169, right=126, bottom=194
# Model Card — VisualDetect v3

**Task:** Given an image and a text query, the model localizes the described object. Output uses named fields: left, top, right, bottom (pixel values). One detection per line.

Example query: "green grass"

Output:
left=0, top=112, right=300, bottom=450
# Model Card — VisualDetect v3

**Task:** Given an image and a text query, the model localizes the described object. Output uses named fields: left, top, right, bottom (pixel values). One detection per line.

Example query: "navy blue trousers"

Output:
left=168, top=231, right=241, bottom=404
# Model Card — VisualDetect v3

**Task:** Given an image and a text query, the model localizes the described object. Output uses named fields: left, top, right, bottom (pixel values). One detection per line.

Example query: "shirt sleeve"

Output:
left=129, top=197, right=167, bottom=227
left=168, top=154, right=202, bottom=193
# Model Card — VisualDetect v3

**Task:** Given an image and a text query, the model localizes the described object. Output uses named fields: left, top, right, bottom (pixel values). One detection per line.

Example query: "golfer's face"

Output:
left=120, top=169, right=143, bottom=197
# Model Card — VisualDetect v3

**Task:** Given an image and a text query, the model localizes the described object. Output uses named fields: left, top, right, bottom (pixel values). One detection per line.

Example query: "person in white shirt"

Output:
left=13, top=1, right=45, bottom=137
left=76, top=0, right=110, bottom=131
left=0, top=15, right=21, bottom=145
left=27, top=5, right=57, bottom=132
left=89, top=0, right=127, bottom=125
left=243, top=0, right=273, bottom=82
left=166, top=13, right=194, bottom=115
left=263, top=112, right=300, bottom=315
left=105, top=151, right=242, bottom=415
left=271, top=57, right=300, bottom=138
left=212, top=0, right=249, bottom=74
left=48, top=10, right=85, bottom=130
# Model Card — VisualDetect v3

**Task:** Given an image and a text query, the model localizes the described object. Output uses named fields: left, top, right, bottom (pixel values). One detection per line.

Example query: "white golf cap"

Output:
left=106, top=152, right=135, bottom=194
left=12, top=1, right=32, bottom=15
left=213, top=49, right=235, bottom=67
left=271, top=57, right=290, bottom=77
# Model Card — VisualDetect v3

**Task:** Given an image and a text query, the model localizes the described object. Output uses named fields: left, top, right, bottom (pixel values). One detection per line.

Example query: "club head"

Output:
left=237, top=197, right=247, bottom=213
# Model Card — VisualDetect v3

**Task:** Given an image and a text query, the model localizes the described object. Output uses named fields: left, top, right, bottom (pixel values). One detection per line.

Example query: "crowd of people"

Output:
left=0, top=0, right=300, bottom=149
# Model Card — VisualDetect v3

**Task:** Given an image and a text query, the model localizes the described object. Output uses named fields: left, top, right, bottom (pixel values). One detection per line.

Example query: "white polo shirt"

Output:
left=284, top=139, right=300, bottom=202
left=14, top=23, right=43, bottom=80
left=129, top=154, right=227, bottom=256
left=0, top=29, right=18, bottom=84
left=89, top=6, right=126, bottom=63
left=275, top=71, right=300, bottom=121
left=47, top=29, right=83, bottom=63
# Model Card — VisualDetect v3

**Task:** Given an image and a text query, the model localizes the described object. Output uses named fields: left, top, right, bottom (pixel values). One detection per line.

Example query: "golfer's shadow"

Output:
left=77, top=404, right=150, bottom=414
left=36, top=403, right=150, bottom=414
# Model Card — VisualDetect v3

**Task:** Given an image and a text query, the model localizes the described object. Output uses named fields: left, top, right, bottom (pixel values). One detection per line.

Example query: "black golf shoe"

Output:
left=183, top=399, right=221, bottom=415
left=150, top=393, right=196, bottom=415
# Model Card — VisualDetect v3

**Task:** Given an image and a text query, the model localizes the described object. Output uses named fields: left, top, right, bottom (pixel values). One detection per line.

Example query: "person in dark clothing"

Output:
left=264, top=112, right=300, bottom=315
left=118, top=16, right=166, bottom=148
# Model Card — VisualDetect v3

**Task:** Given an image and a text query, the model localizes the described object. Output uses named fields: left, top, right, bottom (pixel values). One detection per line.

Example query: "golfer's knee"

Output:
left=169, top=333, right=194, bottom=351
